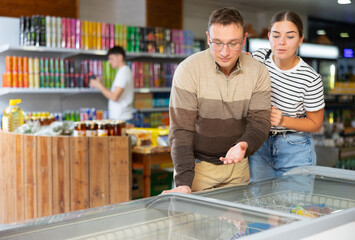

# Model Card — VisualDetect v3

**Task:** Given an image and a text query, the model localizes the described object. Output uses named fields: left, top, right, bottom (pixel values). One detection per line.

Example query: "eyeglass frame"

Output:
left=208, top=36, right=245, bottom=51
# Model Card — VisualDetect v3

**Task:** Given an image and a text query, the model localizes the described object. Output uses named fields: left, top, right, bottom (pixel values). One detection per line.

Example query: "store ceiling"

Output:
left=212, top=0, right=355, bottom=24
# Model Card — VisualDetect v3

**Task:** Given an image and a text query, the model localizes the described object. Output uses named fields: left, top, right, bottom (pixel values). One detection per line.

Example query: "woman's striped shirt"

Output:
left=252, top=48, right=325, bottom=132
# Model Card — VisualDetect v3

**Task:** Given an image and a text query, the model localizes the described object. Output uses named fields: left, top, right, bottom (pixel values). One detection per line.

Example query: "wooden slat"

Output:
left=70, top=137, right=89, bottom=211
left=0, top=131, right=4, bottom=223
left=5, top=133, right=16, bottom=223
left=89, top=137, right=109, bottom=208
left=24, top=134, right=37, bottom=220
left=52, top=136, right=70, bottom=214
left=15, top=133, right=25, bottom=222
left=109, top=136, right=131, bottom=204
left=36, top=136, right=52, bottom=218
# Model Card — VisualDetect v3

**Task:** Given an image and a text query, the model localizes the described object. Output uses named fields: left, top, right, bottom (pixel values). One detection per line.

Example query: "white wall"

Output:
left=79, top=0, right=146, bottom=26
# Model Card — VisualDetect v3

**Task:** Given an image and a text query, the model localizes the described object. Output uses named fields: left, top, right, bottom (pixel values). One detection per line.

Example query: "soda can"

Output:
left=56, top=17, right=62, bottom=48
left=12, top=56, right=18, bottom=73
left=4, top=72, right=12, bottom=87
left=5, top=56, right=12, bottom=72
left=18, top=72, right=23, bottom=87
left=28, top=57, right=34, bottom=74
left=46, top=16, right=51, bottom=47
left=34, top=73, right=40, bottom=88
left=60, top=73, right=65, bottom=88
left=23, top=73, right=29, bottom=88
left=55, top=73, right=60, bottom=88
left=49, top=58, right=54, bottom=73
left=29, top=73, right=34, bottom=88
left=40, top=72, right=45, bottom=87
left=18, top=56, right=23, bottom=73
left=33, top=57, right=40, bottom=74
left=54, top=58, right=59, bottom=73
left=39, top=58, right=44, bottom=73
left=61, top=18, right=66, bottom=48
left=59, top=59, right=65, bottom=73
left=23, top=57, right=28, bottom=73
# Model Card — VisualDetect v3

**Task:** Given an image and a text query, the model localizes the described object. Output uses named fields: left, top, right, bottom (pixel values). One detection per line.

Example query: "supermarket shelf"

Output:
left=0, top=45, right=190, bottom=59
left=134, top=87, right=171, bottom=93
left=0, top=87, right=172, bottom=96
left=134, top=107, right=169, bottom=113
left=0, top=87, right=101, bottom=96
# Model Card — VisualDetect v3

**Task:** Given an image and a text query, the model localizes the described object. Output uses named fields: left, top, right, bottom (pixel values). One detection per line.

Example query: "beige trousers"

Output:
left=191, top=158, right=250, bottom=192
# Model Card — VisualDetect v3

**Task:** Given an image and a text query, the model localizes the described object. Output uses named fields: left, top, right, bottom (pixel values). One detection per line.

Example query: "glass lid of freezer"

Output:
left=198, top=166, right=355, bottom=219
left=0, top=193, right=301, bottom=240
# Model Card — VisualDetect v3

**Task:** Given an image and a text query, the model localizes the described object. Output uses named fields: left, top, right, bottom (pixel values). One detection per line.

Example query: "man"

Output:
left=90, top=46, right=134, bottom=121
left=163, top=7, right=271, bottom=194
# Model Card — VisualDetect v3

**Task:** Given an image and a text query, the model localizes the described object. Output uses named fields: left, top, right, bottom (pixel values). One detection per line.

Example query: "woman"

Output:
left=249, top=10, right=325, bottom=182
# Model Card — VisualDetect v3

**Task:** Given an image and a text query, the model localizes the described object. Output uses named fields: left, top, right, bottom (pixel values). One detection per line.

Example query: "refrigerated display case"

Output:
left=0, top=166, right=354, bottom=240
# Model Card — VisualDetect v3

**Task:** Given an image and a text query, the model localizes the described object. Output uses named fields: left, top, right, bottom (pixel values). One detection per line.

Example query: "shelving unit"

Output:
left=0, top=45, right=185, bottom=124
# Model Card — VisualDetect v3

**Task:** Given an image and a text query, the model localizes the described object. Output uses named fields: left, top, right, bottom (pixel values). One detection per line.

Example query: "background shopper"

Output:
left=90, top=46, right=134, bottom=121
left=163, top=7, right=271, bottom=194
left=249, top=10, right=325, bottom=182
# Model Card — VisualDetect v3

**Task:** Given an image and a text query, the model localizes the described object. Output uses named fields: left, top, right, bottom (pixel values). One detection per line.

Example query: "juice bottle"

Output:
left=2, top=99, right=25, bottom=132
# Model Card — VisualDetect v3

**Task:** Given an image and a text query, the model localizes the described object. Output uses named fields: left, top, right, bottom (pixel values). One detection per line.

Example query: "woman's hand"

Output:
left=270, top=106, right=284, bottom=127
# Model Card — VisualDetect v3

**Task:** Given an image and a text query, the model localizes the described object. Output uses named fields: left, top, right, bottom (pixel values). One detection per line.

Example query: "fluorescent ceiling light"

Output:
left=338, top=0, right=351, bottom=4
left=340, top=32, right=349, bottom=38
left=299, top=43, right=339, bottom=59
left=317, top=30, right=326, bottom=35
left=248, top=38, right=270, bottom=52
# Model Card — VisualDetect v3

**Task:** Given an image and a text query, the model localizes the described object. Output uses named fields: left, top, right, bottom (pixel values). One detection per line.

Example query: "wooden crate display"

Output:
left=0, top=131, right=131, bottom=224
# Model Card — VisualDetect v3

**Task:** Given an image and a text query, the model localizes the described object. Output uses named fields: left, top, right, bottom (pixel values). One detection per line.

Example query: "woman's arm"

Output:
left=271, top=106, right=324, bottom=133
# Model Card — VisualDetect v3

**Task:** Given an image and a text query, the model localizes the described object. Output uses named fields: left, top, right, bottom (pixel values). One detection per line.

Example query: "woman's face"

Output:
left=268, top=20, right=304, bottom=61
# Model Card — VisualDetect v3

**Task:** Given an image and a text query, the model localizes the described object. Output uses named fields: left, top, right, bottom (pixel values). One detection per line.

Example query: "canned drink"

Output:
left=18, top=57, right=23, bottom=73
left=39, top=58, right=44, bottom=73
left=33, top=57, right=40, bottom=73
left=28, top=73, right=34, bottom=88
left=5, top=72, right=12, bottom=87
left=46, top=16, right=51, bottom=47
left=5, top=56, right=12, bottom=72
left=59, top=73, right=64, bottom=88
left=12, top=72, right=18, bottom=87
left=54, top=59, right=59, bottom=73
left=59, top=59, right=65, bottom=73
left=23, top=73, right=29, bottom=88
left=28, top=57, right=34, bottom=74
left=44, top=58, right=49, bottom=73
left=12, top=56, right=18, bottom=72
left=61, top=18, right=66, bottom=48
left=40, top=73, right=45, bottom=88
left=56, top=17, right=62, bottom=47
left=18, top=73, right=23, bottom=87
left=34, top=73, right=40, bottom=88
left=55, top=73, right=60, bottom=88
left=23, top=57, right=28, bottom=73
left=49, top=58, right=54, bottom=73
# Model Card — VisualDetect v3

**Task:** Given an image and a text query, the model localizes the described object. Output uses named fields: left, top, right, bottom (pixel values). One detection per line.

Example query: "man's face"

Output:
left=206, top=23, right=247, bottom=74
left=108, top=54, right=122, bottom=68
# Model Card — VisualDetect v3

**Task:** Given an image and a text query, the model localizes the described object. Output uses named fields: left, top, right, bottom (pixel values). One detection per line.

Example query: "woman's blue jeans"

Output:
left=249, top=132, right=316, bottom=182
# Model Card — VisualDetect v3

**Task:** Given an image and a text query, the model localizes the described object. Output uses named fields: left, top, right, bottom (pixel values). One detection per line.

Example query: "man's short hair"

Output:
left=107, top=46, right=126, bottom=60
left=208, top=7, right=246, bottom=34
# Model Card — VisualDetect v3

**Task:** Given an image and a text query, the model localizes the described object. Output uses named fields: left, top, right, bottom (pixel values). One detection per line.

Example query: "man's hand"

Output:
left=219, top=141, right=248, bottom=164
left=270, top=106, right=284, bottom=127
left=89, top=77, right=103, bottom=89
left=161, top=185, right=191, bottom=194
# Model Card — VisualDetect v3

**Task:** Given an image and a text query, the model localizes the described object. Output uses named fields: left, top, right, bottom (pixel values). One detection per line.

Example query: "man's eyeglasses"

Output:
left=209, top=38, right=244, bottom=51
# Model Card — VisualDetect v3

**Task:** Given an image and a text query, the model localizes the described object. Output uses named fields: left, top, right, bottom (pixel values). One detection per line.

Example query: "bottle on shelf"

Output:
left=2, top=99, right=25, bottom=132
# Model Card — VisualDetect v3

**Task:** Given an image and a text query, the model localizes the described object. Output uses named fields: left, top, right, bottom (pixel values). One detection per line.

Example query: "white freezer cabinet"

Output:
left=0, top=166, right=354, bottom=240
